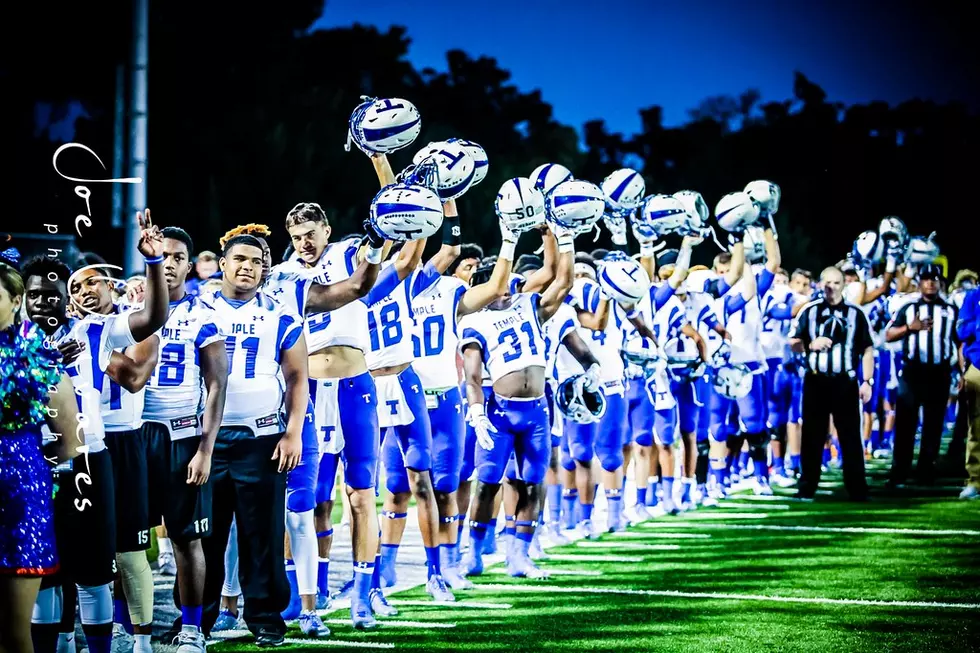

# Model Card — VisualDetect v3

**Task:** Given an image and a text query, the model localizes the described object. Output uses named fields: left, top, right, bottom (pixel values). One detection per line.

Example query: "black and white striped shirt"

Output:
left=791, top=298, right=874, bottom=377
left=889, top=296, right=958, bottom=367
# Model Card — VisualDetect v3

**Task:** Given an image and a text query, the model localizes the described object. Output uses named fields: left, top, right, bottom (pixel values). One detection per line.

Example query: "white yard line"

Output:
left=610, top=531, right=712, bottom=539
left=325, top=618, right=455, bottom=629
left=282, top=638, right=395, bottom=649
left=474, top=584, right=980, bottom=610
left=641, top=522, right=980, bottom=536
left=679, top=512, right=771, bottom=520
left=715, top=502, right=791, bottom=510
left=543, top=553, right=645, bottom=562
left=576, top=541, right=680, bottom=551
left=391, top=599, right=513, bottom=610
left=490, top=567, right=603, bottom=577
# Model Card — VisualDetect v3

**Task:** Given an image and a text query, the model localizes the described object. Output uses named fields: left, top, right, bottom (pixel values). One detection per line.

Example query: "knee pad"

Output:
left=770, top=425, right=787, bottom=446
left=595, top=443, right=624, bottom=473
left=116, top=551, right=153, bottom=625
left=287, top=487, right=316, bottom=513
left=76, top=583, right=113, bottom=626
left=33, top=586, right=64, bottom=624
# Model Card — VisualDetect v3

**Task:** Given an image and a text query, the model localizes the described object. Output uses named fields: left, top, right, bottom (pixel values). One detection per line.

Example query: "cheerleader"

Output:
left=0, top=257, right=82, bottom=653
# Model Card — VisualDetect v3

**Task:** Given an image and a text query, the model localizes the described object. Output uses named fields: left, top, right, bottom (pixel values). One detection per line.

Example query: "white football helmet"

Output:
left=545, top=180, right=606, bottom=231
left=556, top=375, right=607, bottom=424
left=712, top=363, right=755, bottom=399
left=744, top=180, right=781, bottom=216
left=446, top=138, right=489, bottom=186
left=598, top=254, right=650, bottom=306
left=494, top=177, right=545, bottom=235
left=529, top=163, right=573, bottom=196
left=715, top=191, right=760, bottom=232
left=601, top=168, right=646, bottom=212
left=680, top=269, right=718, bottom=295
left=878, top=216, right=909, bottom=252
left=661, top=337, right=704, bottom=382
left=851, top=230, right=881, bottom=268
left=907, top=233, right=940, bottom=265
left=346, top=97, right=421, bottom=155
left=637, top=194, right=690, bottom=238
left=413, top=141, right=476, bottom=200
left=743, top=225, right=766, bottom=262
left=369, top=183, right=444, bottom=241
left=672, top=190, right=709, bottom=235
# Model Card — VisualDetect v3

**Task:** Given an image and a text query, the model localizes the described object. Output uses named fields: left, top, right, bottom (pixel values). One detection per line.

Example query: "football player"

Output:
left=31, top=212, right=168, bottom=653
left=460, top=224, right=574, bottom=577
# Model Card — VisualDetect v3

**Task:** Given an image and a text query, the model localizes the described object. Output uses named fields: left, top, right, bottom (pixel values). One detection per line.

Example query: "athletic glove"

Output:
left=466, top=403, right=497, bottom=451
left=584, top=364, right=602, bottom=393
left=362, top=219, right=387, bottom=249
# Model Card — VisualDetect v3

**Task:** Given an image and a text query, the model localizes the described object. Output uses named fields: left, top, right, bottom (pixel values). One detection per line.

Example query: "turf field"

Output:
left=204, top=457, right=980, bottom=653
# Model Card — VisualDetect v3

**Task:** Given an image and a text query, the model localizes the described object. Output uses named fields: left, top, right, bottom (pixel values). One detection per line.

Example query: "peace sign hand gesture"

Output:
left=136, top=208, right=164, bottom=259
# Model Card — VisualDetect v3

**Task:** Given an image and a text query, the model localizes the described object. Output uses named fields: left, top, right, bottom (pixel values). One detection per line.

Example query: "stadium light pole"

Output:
left=124, top=0, right=148, bottom=275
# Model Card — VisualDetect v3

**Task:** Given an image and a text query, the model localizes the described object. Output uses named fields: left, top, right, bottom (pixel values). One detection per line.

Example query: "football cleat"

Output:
left=369, top=589, right=399, bottom=617
left=770, top=472, right=797, bottom=488
left=298, top=611, right=330, bottom=639
left=174, top=627, right=207, bottom=653
left=210, top=610, right=240, bottom=633
left=442, top=563, right=474, bottom=590
left=350, top=602, right=377, bottom=631
left=627, top=504, right=652, bottom=524
left=508, top=554, right=550, bottom=580
left=315, top=594, right=331, bottom=611
left=544, top=522, right=569, bottom=545
left=157, top=551, right=177, bottom=576
left=576, top=519, right=600, bottom=540
left=529, top=530, right=549, bottom=560
left=959, top=486, right=979, bottom=500
left=425, top=575, right=456, bottom=602
left=661, top=497, right=680, bottom=516
left=753, top=478, right=774, bottom=496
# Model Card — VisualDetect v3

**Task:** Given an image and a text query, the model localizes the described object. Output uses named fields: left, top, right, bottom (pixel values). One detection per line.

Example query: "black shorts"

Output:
left=143, top=422, right=170, bottom=528
left=163, top=434, right=213, bottom=543
left=51, top=448, right=117, bottom=586
left=104, top=429, right=151, bottom=552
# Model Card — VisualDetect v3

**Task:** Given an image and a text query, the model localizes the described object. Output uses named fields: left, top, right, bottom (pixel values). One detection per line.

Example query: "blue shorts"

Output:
left=429, top=386, right=465, bottom=493
left=381, top=431, right=410, bottom=495
left=460, top=385, right=492, bottom=483
left=315, top=452, right=340, bottom=504
left=560, top=432, right=575, bottom=472
left=566, top=387, right=628, bottom=472
left=477, top=394, right=550, bottom=485
left=545, top=382, right=559, bottom=448
left=708, top=374, right=740, bottom=443
left=327, top=370, right=380, bottom=491
left=733, top=361, right=768, bottom=435
left=654, top=379, right=699, bottom=445
left=767, top=358, right=795, bottom=429
left=626, top=377, right=654, bottom=447
left=287, top=399, right=321, bottom=512
left=382, top=365, right=433, bottom=472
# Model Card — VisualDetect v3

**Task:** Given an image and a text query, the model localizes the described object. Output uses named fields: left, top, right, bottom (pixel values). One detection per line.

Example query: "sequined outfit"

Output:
left=0, top=426, right=58, bottom=575
left=0, top=322, right=62, bottom=576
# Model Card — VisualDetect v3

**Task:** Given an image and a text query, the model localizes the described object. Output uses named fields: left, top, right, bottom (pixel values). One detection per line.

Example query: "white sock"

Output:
left=286, top=509, right=317, bottom=596
left=134, top=633, right=152, bottom=653
left=223, top=517, right=241, bottom=597
left=157, top=536, right=173, bottom=555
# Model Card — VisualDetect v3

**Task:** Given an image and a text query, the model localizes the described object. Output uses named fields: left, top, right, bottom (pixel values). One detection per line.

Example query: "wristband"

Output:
left=625, top=307, right=640, bottom=320
left=442, top=215, right=461, bottom=247
left=640, top=242, right=656, bottom=258
left=468, top=403, right=485, bottom=418
left=499, top=240, right=516, bottom=261
left=556, top=233, right=574, bottom=254
left=365, top=246, right=383, bottom=265
left=143, top=255, right=163, bottom=265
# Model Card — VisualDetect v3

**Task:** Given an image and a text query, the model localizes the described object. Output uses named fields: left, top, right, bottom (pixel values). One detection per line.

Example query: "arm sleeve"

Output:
left=756, top=268, right=775, bottom=297
left=652, top=282, right=676, bottom=310
left=362, top=264, right=401, bottom=306
left=412, top=262, right=441, bottom=298
left=766, top=302, right=794, bottom=320
left=460, top=326, right=489, bottom=364
left=723, top=293, right=747, bottom=316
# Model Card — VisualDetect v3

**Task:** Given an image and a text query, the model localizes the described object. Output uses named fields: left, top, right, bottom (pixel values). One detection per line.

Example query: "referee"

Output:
left=789, top=266, right=875, bottom=500
left=885, top=263, right=960, bottom=487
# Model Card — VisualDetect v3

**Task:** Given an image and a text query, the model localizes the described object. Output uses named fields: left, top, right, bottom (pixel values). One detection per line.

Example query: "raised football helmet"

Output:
left=878, top=216, right=909, bottom=253
left=346, top=97, right=421, bottom=155
left=907, top=233, right=940, bottom=265
left=369, top=183, right=443, bottom=241
left=851, top=230, right=882, bottom=268
left=598, top=255, right=650, bottom=306
left=529, top=163, right=574, bottom=197
left=446, top=138, right=489, bottom=186
left=413, top=141, right=476, bottom=200
left=545, top=180, right=606, bottom=231
left=494, top=177, right=546, bottom=235
left=744, top=180, right=781, bottom=216
left=636, top=194, right=689, bottom=238
left=601, top=168, right=646, bottom=212
left=715, top=191, right=760, bottom=233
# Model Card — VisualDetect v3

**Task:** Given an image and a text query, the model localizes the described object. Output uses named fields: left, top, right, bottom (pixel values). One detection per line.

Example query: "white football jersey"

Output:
left=206, top=291, right=304, bottom=436
left=568, top=278, right=625, bottom=384
left=269, top=237, right=367, bottom=354
left=62, top=314, right=137, bottom=449
left=722, top=278, right=764, bottom=364
left=412, top=275, right=467, bottom=390
left=101, top=376, right=144, bottom=432
left=542, top=301, right=579, bottom=382
left=366, top=267, right=440, bottom=370
left=651, top=294, right=688, bottom=346
left=143, top=295, right=226, bottom=440
left=760, top=283, right=796, bottom=361
left=460, top=293, right=546, bottom=384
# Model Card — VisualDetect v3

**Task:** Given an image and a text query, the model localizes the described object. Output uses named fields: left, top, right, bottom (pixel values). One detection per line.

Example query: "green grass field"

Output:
left=209, top=460, right=980, bottom=653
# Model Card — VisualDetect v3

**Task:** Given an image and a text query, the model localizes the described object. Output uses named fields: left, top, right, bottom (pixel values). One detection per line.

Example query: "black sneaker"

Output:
left=255, top=629, right=285, bottom=648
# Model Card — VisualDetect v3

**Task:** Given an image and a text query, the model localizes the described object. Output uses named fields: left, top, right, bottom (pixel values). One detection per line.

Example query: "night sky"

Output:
left=315, top=0, right=976, bottom=135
